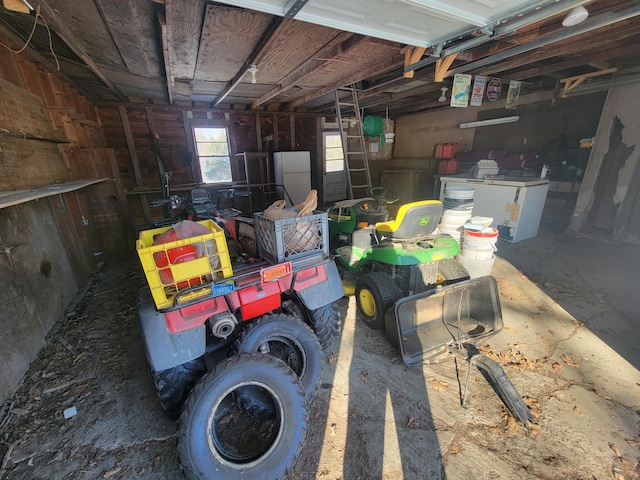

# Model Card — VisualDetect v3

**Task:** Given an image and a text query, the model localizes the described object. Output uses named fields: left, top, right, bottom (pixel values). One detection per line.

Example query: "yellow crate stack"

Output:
left=136, top=219, right=233, bottom=309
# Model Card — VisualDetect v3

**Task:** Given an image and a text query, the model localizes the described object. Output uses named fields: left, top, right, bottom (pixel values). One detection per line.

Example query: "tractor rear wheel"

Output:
left=355, top=272, right=402, bottom=330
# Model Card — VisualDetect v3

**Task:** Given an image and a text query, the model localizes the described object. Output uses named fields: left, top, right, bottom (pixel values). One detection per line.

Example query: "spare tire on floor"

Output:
left=177, top=353, right=307, bottom=480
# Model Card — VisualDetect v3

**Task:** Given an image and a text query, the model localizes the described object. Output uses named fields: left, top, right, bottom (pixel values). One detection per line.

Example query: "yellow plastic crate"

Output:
left=136, top=219, right=233, bottom=309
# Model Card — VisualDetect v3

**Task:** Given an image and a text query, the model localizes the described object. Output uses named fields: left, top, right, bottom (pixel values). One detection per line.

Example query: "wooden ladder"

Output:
left=334, top=85, right=372, bottom=199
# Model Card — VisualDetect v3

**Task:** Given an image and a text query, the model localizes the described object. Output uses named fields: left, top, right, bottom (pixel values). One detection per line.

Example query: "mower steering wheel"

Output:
left=368, top=187, right=400, bottom=205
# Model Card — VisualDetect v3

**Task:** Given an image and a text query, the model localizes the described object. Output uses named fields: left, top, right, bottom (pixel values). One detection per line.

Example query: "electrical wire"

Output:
left=0, top=4, right=59, bottom=71
left=0, top=4, right=40, bottom=54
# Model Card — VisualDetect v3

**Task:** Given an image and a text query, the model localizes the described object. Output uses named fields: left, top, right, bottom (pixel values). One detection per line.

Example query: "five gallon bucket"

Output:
left=439, top=186, right=475, bottom=242
left=460, top=226, right=498, bottom=277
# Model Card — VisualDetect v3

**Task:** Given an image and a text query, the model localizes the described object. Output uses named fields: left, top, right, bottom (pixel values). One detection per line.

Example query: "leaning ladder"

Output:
left=334, top=85, right=372, bottom=199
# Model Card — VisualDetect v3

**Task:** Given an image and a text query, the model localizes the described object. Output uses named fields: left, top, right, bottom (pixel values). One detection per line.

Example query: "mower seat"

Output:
left=375, top=200, right=443, bottom=239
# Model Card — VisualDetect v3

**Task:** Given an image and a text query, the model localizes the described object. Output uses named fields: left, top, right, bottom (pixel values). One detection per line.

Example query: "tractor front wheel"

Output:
left=355, top=272, right=402, bottom=330
left=436, top=258, right=470, bottom=285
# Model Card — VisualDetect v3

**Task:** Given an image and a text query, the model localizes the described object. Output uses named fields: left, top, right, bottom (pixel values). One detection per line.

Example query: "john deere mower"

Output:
left=328, top=188, right=535, bottom=426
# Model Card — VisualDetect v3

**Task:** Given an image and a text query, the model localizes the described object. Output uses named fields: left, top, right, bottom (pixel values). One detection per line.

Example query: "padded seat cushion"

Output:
left=375, top=200, right=443, bottom=239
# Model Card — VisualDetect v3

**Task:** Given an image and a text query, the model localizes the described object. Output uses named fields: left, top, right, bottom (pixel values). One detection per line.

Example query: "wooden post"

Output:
left=118, top=105, right=151, bottom=224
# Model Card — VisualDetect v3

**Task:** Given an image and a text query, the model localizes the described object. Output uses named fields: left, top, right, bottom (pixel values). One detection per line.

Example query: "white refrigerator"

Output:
left=273, top=151, right=311, bottom=206
left=439, top=176, right=549, bottom=242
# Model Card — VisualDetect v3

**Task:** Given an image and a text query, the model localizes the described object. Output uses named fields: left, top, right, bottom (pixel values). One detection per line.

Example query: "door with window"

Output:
left=323, top=131, right=347, bottom=203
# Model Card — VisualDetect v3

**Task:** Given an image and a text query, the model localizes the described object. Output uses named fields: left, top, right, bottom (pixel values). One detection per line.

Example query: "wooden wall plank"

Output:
left=16, top=55, right=42, bottom=97
left=0, top=77, right=58, bottom=138
left=0, top=138, right=68, bottom=190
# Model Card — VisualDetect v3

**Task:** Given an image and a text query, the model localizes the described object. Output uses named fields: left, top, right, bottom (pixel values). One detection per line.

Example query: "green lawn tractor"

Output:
left=328, top=188, right=534, bottom=426
left=328, top=187, right=470, bottom=330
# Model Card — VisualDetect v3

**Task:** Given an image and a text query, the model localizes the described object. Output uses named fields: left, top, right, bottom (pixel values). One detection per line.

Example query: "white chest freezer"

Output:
left=439, top=176, right=549, bottom=243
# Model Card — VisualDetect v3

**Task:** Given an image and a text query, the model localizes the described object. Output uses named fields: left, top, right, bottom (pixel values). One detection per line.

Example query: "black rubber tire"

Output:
left=436, top=258, right=470, bottom=285
left=234, top=314, right=322, bottom=402
left=154, top=356, right=207, bottom=419
left=177, top=353, right=307, bottom=480
left=307, top=302, right=341, bottom=349
left=284, top=296, right=341, bottom=349
left=355, top=272, right=402, bottom=330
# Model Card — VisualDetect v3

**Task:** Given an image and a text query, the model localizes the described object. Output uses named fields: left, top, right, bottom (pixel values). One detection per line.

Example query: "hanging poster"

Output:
left=486, top=77, right=502, bottom=101
left=470, top=75, right=486, bottom=106
left=506, top=80, right=522, bottom=109
left=450, top=74, right=472, bottom=108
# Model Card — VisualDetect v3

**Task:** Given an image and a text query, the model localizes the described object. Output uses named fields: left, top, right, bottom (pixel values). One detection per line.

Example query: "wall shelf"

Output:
left=0, top=179, right=107, bottom=209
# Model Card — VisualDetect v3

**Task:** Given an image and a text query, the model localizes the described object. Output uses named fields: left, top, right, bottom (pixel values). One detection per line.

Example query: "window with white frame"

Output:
left=193, top=126, right=232, bottom=183
left=324, top=132, right=345, bottom=172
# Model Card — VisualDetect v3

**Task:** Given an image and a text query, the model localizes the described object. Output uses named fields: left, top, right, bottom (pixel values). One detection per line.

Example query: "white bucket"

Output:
left=461, top=247, right=494, bottom=260
left=462, top=227, right=498, bottom=251
left=385, top=132, right=395, bottom=143
left=444, top=186, right=475, bottom=200
left=459, top=254, right=495, bottom=279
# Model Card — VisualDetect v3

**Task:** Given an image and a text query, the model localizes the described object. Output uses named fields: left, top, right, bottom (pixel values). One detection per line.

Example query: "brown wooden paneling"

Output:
left=69, top=148, right=133, bottom=259
left=0, top=77, right=58, bottom=139
left=0, top=137, right=68, bottom=190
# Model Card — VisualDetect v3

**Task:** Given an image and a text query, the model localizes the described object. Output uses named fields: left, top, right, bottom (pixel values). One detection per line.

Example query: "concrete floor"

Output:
left=1, top=220, right=639, bottom=479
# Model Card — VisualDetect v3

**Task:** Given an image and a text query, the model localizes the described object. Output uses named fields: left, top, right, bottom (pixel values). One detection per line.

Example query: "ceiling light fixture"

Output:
left=459, top=116, right=520, bottom=129
left=562, top=5, right=589, bottom=27
left=438, top=86, right=448, bottom=103
left=247, top=64, right=258, bottom=84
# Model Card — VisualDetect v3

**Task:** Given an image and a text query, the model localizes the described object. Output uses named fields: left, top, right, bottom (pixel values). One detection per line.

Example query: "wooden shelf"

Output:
left=0, top=179, right=107, bottom=209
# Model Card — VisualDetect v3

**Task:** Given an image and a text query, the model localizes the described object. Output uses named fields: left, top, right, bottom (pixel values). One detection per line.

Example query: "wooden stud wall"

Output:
left=0, top=46, right=130, bottom=261
left=99, top=104, right=319, bottom=227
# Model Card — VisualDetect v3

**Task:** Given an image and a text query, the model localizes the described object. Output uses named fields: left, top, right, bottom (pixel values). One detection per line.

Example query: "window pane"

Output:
left=326, top=146, right=343, bottom=161
left=202, top=156, right=232, bottom=183
left=326, top=134, right=342, bottom=148
left=194, top=127, right=227, bottom=142
left=197, top=142, right=229, bottom=156
left=326, top=159, right=344, bottom=173
left=194, top=126, right=232, bottom=184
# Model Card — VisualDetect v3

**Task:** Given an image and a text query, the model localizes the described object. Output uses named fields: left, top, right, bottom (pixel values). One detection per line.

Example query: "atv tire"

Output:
left=284, top=296, right=341, bottom=349
left=234, top=314, right=322, bottom=401
left=355, top=272, right=402, bottom=330
left=154, top=356, right=207, bottom=419
left=436, top=258, right=470, bottom=285
left=177, top=353, right=307, bottom=480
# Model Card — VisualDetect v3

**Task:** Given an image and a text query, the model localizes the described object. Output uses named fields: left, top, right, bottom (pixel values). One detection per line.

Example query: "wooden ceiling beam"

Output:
left=285, top=53, right=404, bottom=110
left=251, top=32, right=363, bottom=109
left=484, top=23, right=640, bottom=77
left=37, top=2, right=124, bottom=100
left=508, top=42, right=640, bottom=81
left=214, top=16, right=287, bottom=106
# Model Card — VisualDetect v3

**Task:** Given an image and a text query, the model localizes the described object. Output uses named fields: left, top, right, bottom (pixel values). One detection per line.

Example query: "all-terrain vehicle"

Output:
left=136, top=191, right=343, bottom=479
left=328, top=188, right=535, bottom=427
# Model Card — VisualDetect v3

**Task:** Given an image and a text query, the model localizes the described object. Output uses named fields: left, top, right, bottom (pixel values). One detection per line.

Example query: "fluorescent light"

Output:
left=459, top=116, right=520, bottom=129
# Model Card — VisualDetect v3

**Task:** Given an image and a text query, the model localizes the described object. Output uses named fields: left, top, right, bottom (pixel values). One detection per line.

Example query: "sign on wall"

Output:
left=470, top=75, right=486, bottom=106
left=451, top=74, right=472, bottom=107
left=486, top=77, right=502, bottom=101
left=506, top=80, right=522, bottom=109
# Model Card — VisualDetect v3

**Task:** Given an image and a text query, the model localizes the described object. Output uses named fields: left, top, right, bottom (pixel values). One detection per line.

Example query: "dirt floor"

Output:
left=1, top=228, right=639, bottom=480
